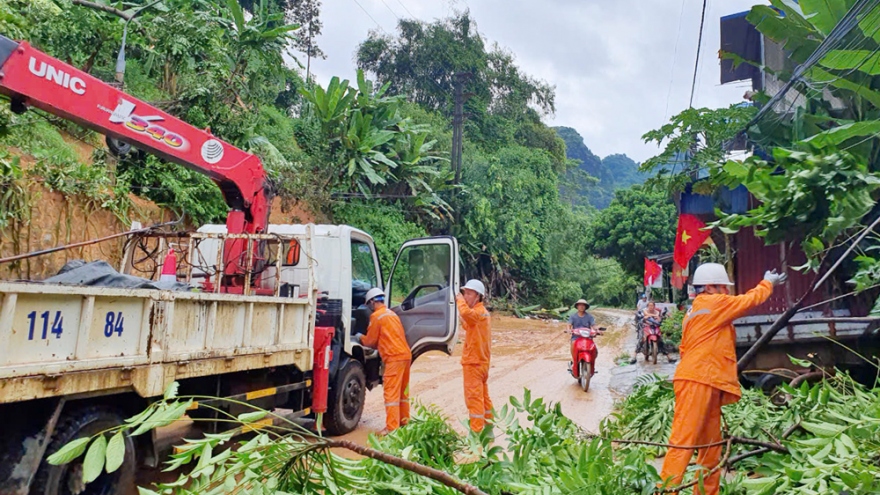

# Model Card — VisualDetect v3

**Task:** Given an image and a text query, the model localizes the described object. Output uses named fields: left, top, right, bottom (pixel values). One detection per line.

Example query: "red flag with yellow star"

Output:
left=673, top=213, right=712, bottom=268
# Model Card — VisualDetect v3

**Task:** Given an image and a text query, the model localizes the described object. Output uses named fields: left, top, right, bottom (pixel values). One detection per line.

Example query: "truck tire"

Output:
left=31, top=406, right=136, bottom=495
left=324, top=360, right=366, bottom=436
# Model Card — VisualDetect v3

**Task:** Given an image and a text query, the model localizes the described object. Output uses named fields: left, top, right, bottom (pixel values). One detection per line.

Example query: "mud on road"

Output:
left=343, top=308, right=678, bottom=441
left=140, top=308, right=678, bottom=485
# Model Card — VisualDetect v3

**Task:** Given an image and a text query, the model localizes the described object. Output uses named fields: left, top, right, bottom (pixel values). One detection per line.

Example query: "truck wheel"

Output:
left=324, top=360, right=366, bottom=436
left=31, top=406, right=136, bottom=495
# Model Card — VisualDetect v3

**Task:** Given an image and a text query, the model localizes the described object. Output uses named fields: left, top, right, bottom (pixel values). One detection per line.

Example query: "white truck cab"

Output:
left=193, top=224, right=461, bottom=432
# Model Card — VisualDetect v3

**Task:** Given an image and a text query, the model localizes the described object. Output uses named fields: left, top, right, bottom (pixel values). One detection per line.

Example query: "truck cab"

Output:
left=194, top=224, right=461, bottom=433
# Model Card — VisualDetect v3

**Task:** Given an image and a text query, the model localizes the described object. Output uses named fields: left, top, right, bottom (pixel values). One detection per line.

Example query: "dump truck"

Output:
left=0, top=35, right=461, bottom=495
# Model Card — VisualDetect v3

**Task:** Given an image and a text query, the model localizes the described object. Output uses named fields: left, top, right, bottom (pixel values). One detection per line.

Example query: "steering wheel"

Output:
left=401, top=284, right=444, bottom=310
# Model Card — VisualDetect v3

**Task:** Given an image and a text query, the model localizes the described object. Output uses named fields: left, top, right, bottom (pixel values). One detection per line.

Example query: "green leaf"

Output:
left=164, top=381, right=179, bottom=400
left=801, top=421, right=848, bottom=438
left=800, top=0, right=849, bottom=36
left=789, top=355, right=814, bottom=368
left=46, top=437, right=91, bottom=465
left=820, top=50, right=880, bottom=75
left=801, top=120, right=880, bottom=147
left=237, top=410, right=269, bottom=423
left=740, top=476, right=779, bottom=492
left=225, top=0, right=245, bottom=32
left=83, top=435, right=107, bottom=484
left=105, top=432, right=126, bottom=473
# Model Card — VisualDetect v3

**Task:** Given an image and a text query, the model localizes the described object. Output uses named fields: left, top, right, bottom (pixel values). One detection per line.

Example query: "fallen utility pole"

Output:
left=737, top=214, right=880, bottom=372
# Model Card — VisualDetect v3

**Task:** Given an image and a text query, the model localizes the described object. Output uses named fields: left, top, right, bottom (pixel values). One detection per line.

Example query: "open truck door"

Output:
left=387, top=237, right=460, bottom=360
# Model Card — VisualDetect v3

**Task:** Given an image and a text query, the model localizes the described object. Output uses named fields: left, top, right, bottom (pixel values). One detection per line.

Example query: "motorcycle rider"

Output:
left=567, top=299, right=596, bottom=339
left=629, top=301, right=676, bottom=364
left=637, top=293, right=649, bottom=312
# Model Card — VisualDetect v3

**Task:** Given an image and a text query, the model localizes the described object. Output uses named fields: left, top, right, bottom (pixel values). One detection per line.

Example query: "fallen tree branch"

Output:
left=324, top=439, right=489, bottom=495
left=727, top=422, right=801, bottom=466
left=588, top=435, right=787, bottom=454
left=71, top=0, right=133, bottom=20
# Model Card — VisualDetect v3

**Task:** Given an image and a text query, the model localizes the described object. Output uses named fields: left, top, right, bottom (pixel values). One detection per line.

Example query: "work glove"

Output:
left=353, top=333, right=364, bottom=344
left=763, top=269, right=788, bottom=286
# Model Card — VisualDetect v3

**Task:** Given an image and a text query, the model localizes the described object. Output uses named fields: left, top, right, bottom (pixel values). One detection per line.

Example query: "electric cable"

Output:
left=378, top=0, right=401, bottom=20
left=393, top=0, right=417, bottom=19
left=746, top=0, right=876, bottom=130
left=351, top=0, right=387, bottom=32
left=689, top=0, right=708, bottom=108
left=664, top=0, right=689, bottom=120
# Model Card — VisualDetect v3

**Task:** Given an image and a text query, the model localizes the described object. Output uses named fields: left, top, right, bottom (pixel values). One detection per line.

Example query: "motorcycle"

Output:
left=568, top=327, right=605, bottom=392
left=641, top=316, right=664, bottom=365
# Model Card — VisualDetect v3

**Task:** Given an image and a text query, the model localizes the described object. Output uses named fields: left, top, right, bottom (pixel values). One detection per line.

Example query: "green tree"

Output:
left=587, top=186, right=677, bottom=276
left=356, top=12, right=564, bottom=167
left=640, top=104, right=757, bottom=192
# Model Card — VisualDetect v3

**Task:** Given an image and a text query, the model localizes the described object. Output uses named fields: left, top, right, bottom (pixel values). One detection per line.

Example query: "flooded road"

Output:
left=343, top=308, right=678, bottom=440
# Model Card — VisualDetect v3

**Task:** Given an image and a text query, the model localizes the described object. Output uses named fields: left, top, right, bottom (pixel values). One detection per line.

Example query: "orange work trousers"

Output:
left=383, top=360, right=411, bottom=431
left=660, top=380, right=724, bottom=495
left=462, top=363, right=493, bottom=432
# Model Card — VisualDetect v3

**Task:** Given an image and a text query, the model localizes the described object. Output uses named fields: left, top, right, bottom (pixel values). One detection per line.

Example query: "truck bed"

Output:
left=0, top=282, right=315, bottom=404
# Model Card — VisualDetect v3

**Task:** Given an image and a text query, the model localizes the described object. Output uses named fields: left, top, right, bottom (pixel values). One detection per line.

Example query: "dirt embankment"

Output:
left=1, top=135, right=319, bottom=281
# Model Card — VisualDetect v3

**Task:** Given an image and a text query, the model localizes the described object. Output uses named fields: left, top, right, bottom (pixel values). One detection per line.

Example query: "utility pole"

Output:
left=451, top=72, right=473, bottom=186
left=449, top=72, right=473, bottom=233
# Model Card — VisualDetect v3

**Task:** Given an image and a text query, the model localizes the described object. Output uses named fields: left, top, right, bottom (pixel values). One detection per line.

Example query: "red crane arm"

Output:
left=0, top=36, right=270, bottom=236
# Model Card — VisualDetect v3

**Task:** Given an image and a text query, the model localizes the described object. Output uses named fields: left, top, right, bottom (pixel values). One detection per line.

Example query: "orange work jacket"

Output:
left=674, top=280, right=773, bottom=404
left=361, top=303, right=412, bottom=363
left=456, top=295, right=491, bottom=365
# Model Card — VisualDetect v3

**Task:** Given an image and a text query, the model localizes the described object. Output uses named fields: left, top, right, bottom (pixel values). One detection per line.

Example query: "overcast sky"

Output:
left=308, top=0, right=766, bottom=163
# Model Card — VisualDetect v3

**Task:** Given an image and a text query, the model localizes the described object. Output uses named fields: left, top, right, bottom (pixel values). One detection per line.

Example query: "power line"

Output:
left=393, top=0, right=417, bottom=19
left=689, top=0, right=708, bottom=108
left=747, top=0, right=875, bottom=130
left=378, top=0, right=401, bottom=20
left=664, top=0, right=688, bottom=120
left=351, top=0, right=386, bottom=32
left=694, top=0, right=713, bottom=106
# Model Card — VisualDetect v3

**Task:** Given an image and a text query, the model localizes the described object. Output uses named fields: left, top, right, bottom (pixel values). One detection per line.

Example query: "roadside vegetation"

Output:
left=0, top=0, right=661, bottom=309
left=47, top=365, right=880, bottom=495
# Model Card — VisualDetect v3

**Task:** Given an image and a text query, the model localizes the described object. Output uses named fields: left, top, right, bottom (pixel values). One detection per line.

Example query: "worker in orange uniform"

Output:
left=357, top=288, right=412, bottom=435
left=456, top=279, right=493, bottom=433
left=660, top=263, right=786, bottom=494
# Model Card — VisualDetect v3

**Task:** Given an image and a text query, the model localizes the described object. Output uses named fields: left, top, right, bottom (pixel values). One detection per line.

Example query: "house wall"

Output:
left=733, top=226, right=825, bottom=315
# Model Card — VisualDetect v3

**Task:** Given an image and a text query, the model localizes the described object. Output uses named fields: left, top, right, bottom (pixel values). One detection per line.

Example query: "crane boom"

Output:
left=0, top=35, right=271, bottom=281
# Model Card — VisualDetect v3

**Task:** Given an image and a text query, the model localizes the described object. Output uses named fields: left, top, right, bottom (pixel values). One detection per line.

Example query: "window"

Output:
left=389, top=244, right=451, bottom=307
left=351, top=241, right=378, bottom=288
left=265, top=239, right=301, bottom=267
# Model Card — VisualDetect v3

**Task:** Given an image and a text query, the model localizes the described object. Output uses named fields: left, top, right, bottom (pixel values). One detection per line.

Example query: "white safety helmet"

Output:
left=692, top=263, right=734, bottom=286
left=462, top=279, right=486, bottom=296
left=365, top=288, right=385, bottom=303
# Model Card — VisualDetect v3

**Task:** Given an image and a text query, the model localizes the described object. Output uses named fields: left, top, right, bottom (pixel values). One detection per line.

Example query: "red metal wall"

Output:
left=733, top=227, right=825, bottom=315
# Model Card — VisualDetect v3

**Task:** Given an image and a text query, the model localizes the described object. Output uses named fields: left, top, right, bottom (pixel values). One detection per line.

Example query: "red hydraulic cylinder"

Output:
left=311, top=326, right=335, bottom=413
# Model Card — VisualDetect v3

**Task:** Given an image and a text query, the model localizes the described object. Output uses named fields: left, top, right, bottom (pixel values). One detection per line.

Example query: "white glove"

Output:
left=353, top=333, right=364, bottom=344
left=764, top=269, right=788, bottom=286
